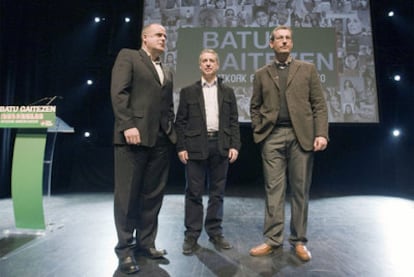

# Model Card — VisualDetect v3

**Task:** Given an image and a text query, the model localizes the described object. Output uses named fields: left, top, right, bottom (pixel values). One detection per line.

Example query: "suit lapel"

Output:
left=287, top=61, right=300, bottom=88
left=138, top=49, right=163, bottom=85
left=161, top=66, right=168, bottom=86
left=266, top=61, right=301, bottom=90
left=266, top=64, right=280, bottom=90
left=197, top=83, right=207, bottom=124
left=217, top=83, right=224, bottom=114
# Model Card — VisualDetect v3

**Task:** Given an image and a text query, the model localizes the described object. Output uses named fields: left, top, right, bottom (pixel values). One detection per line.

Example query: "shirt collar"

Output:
left=201, top=77, right=217, bottom=88
left=153, top=57, right=162, bottom=65
left=142, top=48, right=161, bottom=64
left=275, top=55, right=293, bottom=69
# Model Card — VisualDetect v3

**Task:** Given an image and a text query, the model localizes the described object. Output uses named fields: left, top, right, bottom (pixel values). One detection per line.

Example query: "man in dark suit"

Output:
left=249, top=26, right=328, bottom=262
left=175, top=49, right=241, bottom=255
left=110, top=23, right=176, bottom=274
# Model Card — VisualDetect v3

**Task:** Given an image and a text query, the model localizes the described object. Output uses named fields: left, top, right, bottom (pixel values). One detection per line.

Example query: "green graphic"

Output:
left=176, top=28, right=337, bottom=89
left=0, top=105, right=56, bottom=128
left=11, top=130, right=47, bottom=229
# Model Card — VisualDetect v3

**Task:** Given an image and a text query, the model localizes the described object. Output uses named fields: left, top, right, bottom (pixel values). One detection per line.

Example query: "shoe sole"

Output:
left=183, top=244, right=199, bottom=255
left=182, top=250, right=194, bottom=255
left=295, top=253, right=311, bottom=262
left=209, top=239, right=233, bottom=250
left=249, top=250, right=274, bottom=257
left=250, top=244, right=283, bottom=257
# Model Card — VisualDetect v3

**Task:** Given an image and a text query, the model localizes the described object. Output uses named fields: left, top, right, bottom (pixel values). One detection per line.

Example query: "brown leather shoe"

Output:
left=249, top=243, right=274, bottom=257
left=295, top=243, right=311, bottom=261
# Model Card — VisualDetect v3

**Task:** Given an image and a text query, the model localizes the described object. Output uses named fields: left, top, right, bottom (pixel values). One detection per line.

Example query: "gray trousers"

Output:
left=260, top=126, right=314, bottom=247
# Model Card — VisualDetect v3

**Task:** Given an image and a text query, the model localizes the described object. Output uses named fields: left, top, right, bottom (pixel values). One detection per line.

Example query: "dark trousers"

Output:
left=113, top=134, right=171, bottom=258
left=184, top=139, right=229, bottom=239
left=260, top=127, right=314, bottom=247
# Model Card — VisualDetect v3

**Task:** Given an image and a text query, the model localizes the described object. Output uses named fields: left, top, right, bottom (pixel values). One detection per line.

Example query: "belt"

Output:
left=276, top=121, right=292, bottom=127
left=207, top=131, right=218, bottom=138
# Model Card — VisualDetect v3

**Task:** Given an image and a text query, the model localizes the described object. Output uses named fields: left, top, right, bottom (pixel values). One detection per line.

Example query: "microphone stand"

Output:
left=45, top=96, right=63, bottom=106
left=29, top=97, right=51, bottom=106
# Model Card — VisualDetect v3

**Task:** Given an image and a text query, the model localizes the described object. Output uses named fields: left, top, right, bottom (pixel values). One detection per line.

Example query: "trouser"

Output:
left=184, top=138, right=229, bottom=238
left=114, top=133, right=171, bottom=258
left=261, top=127, right=314, bottom=247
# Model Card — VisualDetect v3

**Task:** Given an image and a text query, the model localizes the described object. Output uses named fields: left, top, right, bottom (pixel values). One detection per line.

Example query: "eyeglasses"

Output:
left=274, top=36, right=292, bottom=41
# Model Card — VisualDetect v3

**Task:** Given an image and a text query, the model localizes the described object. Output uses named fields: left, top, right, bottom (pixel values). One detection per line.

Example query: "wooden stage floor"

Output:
left=1, top=187, right=414, bottom=277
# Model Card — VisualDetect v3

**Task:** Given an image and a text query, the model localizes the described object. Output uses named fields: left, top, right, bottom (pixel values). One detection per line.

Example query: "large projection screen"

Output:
left=143, top=0, right=379, bottom=123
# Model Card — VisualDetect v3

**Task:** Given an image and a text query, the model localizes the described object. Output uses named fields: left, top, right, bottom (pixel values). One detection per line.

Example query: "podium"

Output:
left=1, top=105, right=74, bottom=230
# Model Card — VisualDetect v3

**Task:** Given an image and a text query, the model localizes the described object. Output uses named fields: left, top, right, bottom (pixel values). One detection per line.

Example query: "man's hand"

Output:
left=124, top=127, right=141, bottom=145
left=178, top=150, right=189, bottom=164
left=228, top=148, right=239, bottom=163
left=313, top=136, right=328, bottom=152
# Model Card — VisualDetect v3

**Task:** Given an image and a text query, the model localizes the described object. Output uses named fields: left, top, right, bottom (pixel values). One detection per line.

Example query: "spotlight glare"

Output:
left=392, top=129, right=400, bottom=137
left=94, top=17, right=100, bottom=23
left=87, top=79, right=93, bottom=85
left=84, top=131, right=91, bottom=138
left=388, top=11, right=394, bottom=17
left=125, top=17, right=131, bottom=23
left=393, top=75, right=401, bottom=82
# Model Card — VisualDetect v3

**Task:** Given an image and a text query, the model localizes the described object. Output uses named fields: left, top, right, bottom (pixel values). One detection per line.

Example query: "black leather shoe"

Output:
left=182, top=236, right=198, bottom=255
left=118, top=256, right=140, bottom=274
left=209, top=235, right=233, bottom=249
left=141, top=247, right=167, bottom=259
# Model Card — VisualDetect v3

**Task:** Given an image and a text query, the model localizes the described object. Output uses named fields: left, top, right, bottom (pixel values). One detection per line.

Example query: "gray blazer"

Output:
left=250, top=59, right=328, bottom=151
left=111, top=48, right=176, bottom=146
left=175, top=79, right=241, bottom=160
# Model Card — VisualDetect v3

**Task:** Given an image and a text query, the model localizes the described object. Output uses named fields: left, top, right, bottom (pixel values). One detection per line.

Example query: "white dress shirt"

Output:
left=143, top=48, right=164, bottom=84
left=153, top=59, right=164, bottom=84
left=202, top=77, right=219, bottom=132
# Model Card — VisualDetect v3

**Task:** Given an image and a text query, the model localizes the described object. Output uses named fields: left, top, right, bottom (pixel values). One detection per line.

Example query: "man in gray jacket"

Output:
left=249, top=26, right=329, bottom=262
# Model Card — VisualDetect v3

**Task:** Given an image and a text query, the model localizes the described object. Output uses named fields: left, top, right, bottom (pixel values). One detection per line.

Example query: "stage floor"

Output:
left=1, top=188, right=414, bottom=277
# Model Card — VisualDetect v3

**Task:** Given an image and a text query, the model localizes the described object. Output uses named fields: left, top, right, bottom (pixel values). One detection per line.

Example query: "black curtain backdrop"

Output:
left=1, top=0, right=413, bottom=198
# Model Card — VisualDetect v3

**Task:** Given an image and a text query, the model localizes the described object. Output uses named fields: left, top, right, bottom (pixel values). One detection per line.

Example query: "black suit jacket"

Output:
left=175, top=79, right=241, bottom=160
left=111, top=48, right=176, bottom=146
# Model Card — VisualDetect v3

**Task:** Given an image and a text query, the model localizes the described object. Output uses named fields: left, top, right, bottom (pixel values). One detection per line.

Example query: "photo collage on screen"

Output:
left=144, top=0, right=378, bottom=123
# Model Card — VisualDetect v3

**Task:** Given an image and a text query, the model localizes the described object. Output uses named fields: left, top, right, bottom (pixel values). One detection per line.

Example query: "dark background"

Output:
left=1, top=0, right=413, bottom=198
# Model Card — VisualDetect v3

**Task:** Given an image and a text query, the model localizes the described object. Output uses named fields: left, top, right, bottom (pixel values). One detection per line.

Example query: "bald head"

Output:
left=141, top=23, right=167, bottom=59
